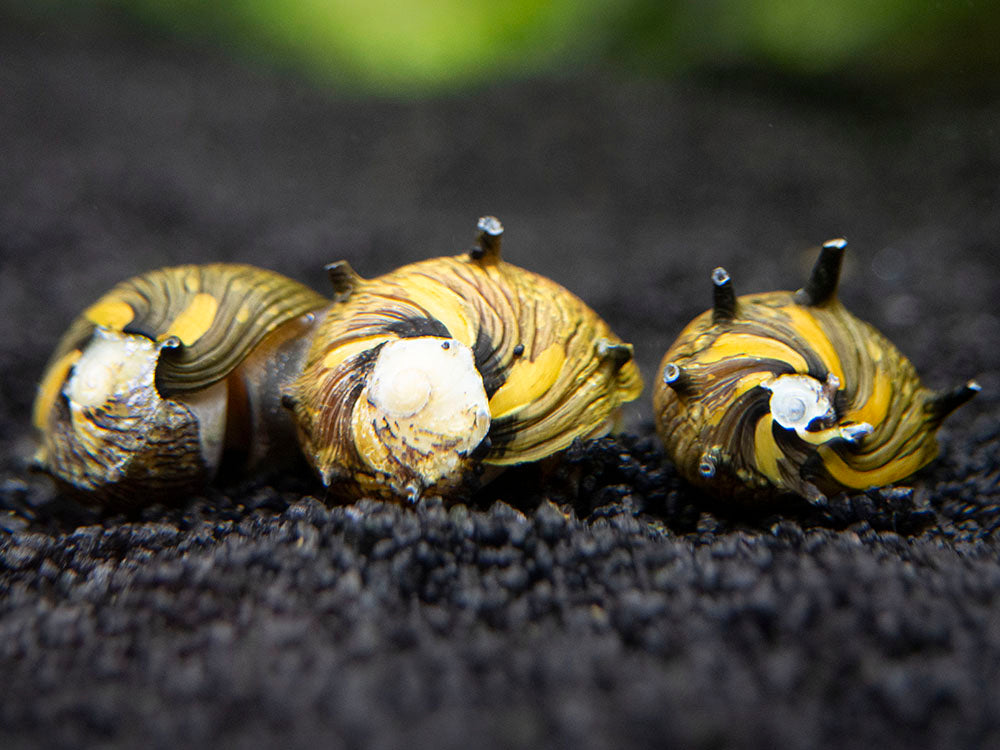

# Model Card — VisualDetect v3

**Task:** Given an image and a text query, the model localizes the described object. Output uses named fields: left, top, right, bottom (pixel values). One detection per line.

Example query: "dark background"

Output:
left=1, top=9, right=999, bottom=749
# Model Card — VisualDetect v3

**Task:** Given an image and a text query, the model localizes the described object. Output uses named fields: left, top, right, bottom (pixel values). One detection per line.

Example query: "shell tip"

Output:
left=319, top=466, right=345, bottom=488
left=405, top=482, right=422, bottom=505
left=596, top=338, right=633, bottom=371
left=711, top=266, right=736, bottom=322
left=30, top=448, right=49, bottom=474
left=803, top=483, right=829, bottom=506
left=158, top=335, right=183, bottom=352
left=698, top=451, right=717, bottom=478
left=325, top=260, right=363, bottom=300
left=925, top=379, right=980, bottom=419
left=794, top=238, right=846, bottom=306
left=662, top=362, right=694, bottom=395
left=470, top=215, right=503, bottom=261
left=840, top=422, right=873, bottom=443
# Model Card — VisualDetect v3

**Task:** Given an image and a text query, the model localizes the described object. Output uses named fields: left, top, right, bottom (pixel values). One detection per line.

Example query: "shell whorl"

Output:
left=43, top=264, right=327, bottom=396
left=654, top=239, right=977, bottom=503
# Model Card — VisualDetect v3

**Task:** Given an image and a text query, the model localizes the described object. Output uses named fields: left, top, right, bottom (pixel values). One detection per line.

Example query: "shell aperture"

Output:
left=35, top=328, right=207, bottom=501
left=763, top=373, right=836, bottom=431
left=64, top=328, right=160, bottom=410
left=354, top=337, right=491, bottom=500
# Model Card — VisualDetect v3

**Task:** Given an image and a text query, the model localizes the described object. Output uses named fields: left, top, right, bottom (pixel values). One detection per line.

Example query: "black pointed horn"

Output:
left=596, top=339, right=634, bottom=372
left=795, top=238, right=846, bottom=306
left=325, top=260, right=363, bottom=300
left=712, top=267, right=736, bottom=323
left=662, top=362, right=695, bottom=396
left=925, top=380, right=981, bottom=419
left=469, top=215, right=503, bottom=261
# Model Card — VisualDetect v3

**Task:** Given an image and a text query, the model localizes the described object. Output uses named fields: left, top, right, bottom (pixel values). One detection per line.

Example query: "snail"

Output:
left=32, top=264, right=328, bottom=503
left=286, top=216, right=643, bottom=502
left=32, top=217, right=642, bottom=505
left=653, top=239, right=979, bottom=504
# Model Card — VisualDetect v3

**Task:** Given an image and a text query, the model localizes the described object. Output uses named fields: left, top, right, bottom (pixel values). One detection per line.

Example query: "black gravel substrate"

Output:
left=2, top=19, right=999, bottom=750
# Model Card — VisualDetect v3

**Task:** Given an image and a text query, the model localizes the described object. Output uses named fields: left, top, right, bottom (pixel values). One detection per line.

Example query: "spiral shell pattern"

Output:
left=289, top=217, right=643, bottom=501
left=40, top=264, right=327, bottom=395
left=654, top=240, right=978, bottom=503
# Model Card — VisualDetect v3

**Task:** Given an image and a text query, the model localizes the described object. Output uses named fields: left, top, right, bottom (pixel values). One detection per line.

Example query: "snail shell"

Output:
left=288, top=216, right=643, bottom=502
left=653, top=239, right=979, bottom=503
left=33, top=264, right=326, bottom=503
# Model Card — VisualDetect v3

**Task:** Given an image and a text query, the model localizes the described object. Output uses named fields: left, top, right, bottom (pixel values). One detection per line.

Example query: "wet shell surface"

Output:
left=33, top=264, right=327, bottom=502
left=289, top=216, right=643, bottom=502
left=653, top=239, right=979, bottom=503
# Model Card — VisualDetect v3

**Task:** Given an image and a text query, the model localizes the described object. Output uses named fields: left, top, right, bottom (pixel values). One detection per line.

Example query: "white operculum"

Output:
left=762, top=373, right=872, bottom=444
left=65, top=328, right=225, bottom=473
left=763, top=374, right=832, bottom=431
left=367, top=337, right=491, bottom=488
left=65, top=328, right=160, bottom=410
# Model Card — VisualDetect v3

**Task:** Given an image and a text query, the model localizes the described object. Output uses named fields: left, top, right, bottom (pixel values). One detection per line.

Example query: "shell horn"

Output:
left=662, top=362, right=695, bottom=396
left=711, top=267, right=736, bottom=323
left=794, top=237, right=847, bottom=306
left=925, top=380, right=981, bottom=419
left=470, top=215, right=503, bottom=261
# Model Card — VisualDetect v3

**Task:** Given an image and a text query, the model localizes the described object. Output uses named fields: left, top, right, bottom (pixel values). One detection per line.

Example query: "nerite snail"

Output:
left=653, top=239, right=978, bottom=503
left=32, top=264, right=328, bottom=503
left=286, top=216, right=642, bottom=501
left=33, top=217, right=643, bottom=505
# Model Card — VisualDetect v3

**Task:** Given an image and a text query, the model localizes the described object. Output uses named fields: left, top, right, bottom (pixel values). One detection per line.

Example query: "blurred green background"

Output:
left=5, top=0, right=999, bottom=93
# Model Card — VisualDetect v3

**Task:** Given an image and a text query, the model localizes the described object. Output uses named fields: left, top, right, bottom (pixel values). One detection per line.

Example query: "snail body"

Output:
left=654, top=240, right=978, bottom=503
left=33, top=217, right=642, bottom=505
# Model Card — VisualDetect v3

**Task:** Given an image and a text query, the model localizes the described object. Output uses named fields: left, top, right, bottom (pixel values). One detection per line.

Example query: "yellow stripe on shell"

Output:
left=32, top=349, right=82, bottom=430
left=844, top=366, right=893, bottom=430
left=701, top=333, right=809, bottom=373
left=488, top=344, right=565, bottom=420
left=162, top=292, right=219, bottom=346
left=84, top=299, right=134, bottom=330
left=780, top=306, right=845, bottom=384
left=795, top=424, right=853, bottom=446
left=391, top=273, right=477, bottom=346
left=321, top=335, right=393, bottom=371
left=817, top=441, right=933, bottom=491
left=753, top=415, right=782, bottom=484
left=704, top=370, right=773, bottom=427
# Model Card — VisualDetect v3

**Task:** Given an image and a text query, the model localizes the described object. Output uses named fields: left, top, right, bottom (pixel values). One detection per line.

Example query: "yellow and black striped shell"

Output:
left=653, top=239, right=978, bottom=503
left=33, top=264, right=327, bottom=503
left=289, top=216, right=643, bottom=502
